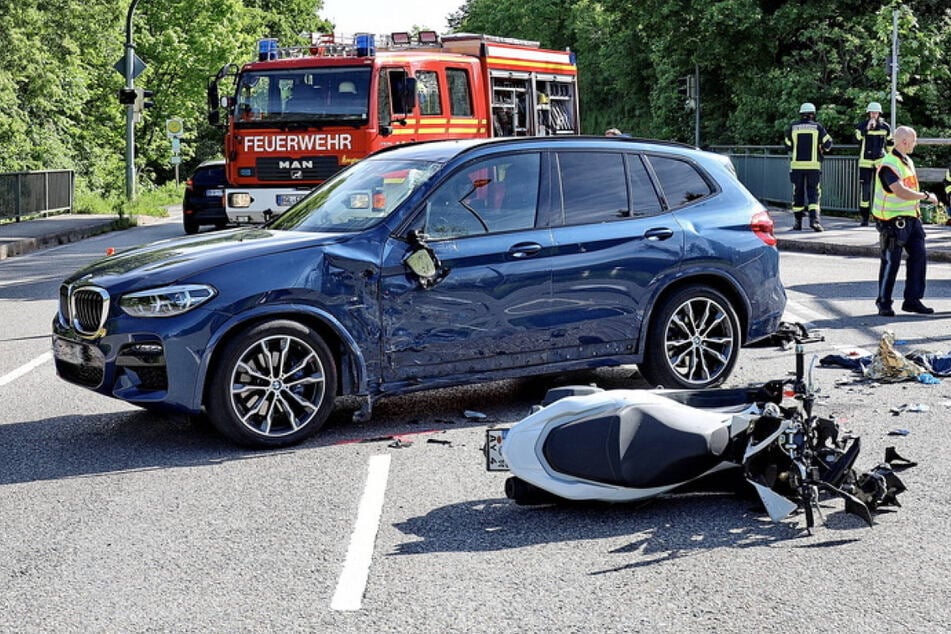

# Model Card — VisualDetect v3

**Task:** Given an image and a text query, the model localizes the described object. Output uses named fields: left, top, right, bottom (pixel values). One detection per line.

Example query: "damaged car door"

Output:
left=380, top=152, right=558, bottom=381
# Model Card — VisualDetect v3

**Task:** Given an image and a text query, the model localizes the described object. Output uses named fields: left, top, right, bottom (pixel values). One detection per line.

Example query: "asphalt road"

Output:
left=2, top=217, right=950, bottom=632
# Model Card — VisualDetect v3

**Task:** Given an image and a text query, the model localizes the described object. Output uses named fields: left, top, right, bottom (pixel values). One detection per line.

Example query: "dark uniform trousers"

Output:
left=877, top=216, right=927, bottom=308
left=858, top=167, right=876, bottom=222
left=791, top=170, right=821, bottom=221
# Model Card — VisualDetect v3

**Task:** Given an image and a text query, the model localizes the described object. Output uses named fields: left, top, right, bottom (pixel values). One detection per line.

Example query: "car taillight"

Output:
left=750, top=209, right=777, bottom=246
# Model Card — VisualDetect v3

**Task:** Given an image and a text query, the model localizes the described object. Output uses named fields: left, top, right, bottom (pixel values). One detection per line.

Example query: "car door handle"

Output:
left=509, top=242, right=543, bottom=258
left=644, top=228, right=675, bottom=241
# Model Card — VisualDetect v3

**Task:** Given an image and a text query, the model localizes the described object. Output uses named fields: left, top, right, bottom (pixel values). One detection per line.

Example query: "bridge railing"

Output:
left=711, top=140, right=948, bottom=213
left=0, top=170, right=74, bottom=222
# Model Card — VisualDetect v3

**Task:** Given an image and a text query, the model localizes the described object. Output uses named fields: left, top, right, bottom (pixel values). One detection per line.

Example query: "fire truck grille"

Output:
left=256, top=156, right=342, bottom=182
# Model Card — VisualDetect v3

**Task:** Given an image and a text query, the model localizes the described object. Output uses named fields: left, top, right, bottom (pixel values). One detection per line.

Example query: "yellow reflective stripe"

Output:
left=485, top=56, right=576, bottom=73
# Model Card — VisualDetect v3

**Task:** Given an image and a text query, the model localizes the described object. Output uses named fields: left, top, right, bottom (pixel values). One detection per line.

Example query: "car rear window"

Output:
left=193, top=166, right=225, bottom=187
left=645, top=155, right=713, bottom=208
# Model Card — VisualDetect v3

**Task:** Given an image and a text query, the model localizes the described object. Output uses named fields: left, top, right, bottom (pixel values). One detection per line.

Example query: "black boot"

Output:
left=793, top=213, right=803, bottom=231
left=809, top=212, right=823, bottom=232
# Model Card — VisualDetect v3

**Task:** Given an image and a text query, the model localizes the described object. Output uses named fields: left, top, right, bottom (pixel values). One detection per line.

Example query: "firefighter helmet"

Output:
left=866, top=101, right=883, bottom=113
left=799, top=102, right=816, bottom=114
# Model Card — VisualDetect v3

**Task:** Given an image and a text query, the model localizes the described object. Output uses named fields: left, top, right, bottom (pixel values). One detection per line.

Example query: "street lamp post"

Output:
left=124, top=0, right=142, bottom=201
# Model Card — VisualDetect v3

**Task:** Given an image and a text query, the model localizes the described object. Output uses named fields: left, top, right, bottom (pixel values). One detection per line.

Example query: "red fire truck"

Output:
left=207, top=31, right=580, bottom=223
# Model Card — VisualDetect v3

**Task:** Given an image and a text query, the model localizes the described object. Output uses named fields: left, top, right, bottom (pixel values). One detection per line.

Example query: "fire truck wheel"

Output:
left=637, top=287, right=740, bottom=389
left=207, top=320, right=338, bottom=447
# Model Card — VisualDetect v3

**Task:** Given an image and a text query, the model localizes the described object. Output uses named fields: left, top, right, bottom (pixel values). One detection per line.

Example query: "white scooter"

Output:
left=485, top=343, right=911, bottom=529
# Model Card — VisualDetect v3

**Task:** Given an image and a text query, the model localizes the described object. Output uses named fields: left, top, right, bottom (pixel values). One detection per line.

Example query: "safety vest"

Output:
left=784, top=118, right=833, bottom=171
left=855, top=120, right=893, bottom=169
left=871, top=151, right=920, bottom=221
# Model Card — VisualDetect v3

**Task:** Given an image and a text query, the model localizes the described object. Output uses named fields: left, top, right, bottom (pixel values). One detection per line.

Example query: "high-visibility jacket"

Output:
left=784, top=117, right=833, bottom=171
left=871, top=150, right=920, bottom=221
left=855, top=119, right=893, bottom=169
left=944, top=166, right=950, bottom=205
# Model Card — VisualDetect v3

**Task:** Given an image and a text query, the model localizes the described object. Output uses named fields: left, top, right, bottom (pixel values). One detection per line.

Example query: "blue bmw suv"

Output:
left=53, top=137, right=785, bottom=447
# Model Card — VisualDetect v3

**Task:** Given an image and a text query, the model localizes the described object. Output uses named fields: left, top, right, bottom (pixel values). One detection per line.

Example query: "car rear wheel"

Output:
left=183, top=216, right=199, bottom=235
left=207, top=320, right=337, bottom=447
left=638, top=287, right=740, bottom=389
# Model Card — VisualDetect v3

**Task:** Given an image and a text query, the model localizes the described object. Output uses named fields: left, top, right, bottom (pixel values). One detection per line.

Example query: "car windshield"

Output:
left=270, top=158, right=442, bottom=232
left=234, top=67, right=371, bottom=125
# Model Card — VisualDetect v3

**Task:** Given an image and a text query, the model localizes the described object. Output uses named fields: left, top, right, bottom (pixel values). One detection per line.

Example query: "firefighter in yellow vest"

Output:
left=871, top=125, right=938, bottom=316
left=784, top=102, right=833, bottom=231
left=855, top=102, right=893, bottom=226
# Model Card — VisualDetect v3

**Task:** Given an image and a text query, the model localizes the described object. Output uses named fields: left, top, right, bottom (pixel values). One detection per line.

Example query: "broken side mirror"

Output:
left=404, top=230, right=443, bottom=289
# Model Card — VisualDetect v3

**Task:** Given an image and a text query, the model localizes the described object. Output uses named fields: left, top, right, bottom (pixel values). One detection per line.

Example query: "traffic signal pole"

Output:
left=124, top=0, right=142, bottom=202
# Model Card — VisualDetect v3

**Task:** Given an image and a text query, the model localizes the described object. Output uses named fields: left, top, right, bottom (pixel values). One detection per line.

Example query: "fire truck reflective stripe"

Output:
left=485, top=57, right=576, bottom=73
left=447, top=127, right=480, bottom=133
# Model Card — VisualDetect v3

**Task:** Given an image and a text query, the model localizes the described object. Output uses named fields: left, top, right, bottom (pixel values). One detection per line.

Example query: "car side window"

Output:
left=627, top=154, right=664, bottom=217
left=556, top=152, right=629, bottom=224
left=646, top=155, right=713, bottom=208
left=423, top=153, right=540, bottom=239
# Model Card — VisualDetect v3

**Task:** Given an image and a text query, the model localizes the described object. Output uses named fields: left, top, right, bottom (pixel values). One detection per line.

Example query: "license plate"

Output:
left=276, top=193, right=306, bottom=207
left=205, top=188, right=224, bottom=197
left=485, top=428, right=510, bottom=471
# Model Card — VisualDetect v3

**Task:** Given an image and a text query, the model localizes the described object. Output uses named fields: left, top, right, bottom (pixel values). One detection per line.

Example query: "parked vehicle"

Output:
left=182, top=159, right=229, bottom=234
left=487, top=343, right=911, bottom=530
left=52, top=136, right=785, bottom=448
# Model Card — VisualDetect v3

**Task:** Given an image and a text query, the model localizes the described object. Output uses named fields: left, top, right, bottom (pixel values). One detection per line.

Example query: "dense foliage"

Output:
left=1, top=0, right=948, bottom=204
left=455, top=0, right=951, bottom=157
left=0, top=0, right=328, bottom=203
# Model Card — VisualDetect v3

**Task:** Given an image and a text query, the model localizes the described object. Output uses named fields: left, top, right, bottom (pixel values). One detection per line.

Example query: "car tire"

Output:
left=207, top=320, right=337, bottom=448
left=183, top=216, right=199, bottom=235
left=638, top=287, right=740, bottom=389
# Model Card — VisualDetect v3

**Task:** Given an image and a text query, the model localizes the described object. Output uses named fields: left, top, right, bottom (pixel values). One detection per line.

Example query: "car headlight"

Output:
left=119, top=284, right=217, bottom=318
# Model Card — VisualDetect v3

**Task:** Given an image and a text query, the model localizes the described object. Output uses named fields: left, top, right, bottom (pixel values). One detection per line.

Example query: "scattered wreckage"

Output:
left=486, top=331, right=913, bottom=531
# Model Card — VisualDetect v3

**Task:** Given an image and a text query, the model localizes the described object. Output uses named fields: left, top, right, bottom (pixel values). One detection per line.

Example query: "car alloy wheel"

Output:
left=209, top=320, right=337, bottom=447
left=639, top=287, right=739, bottom=389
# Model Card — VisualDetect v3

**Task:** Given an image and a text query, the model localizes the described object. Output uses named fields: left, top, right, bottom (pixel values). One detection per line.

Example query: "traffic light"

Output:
left=118, top=87, right=137, bottom=105
left=678, top=75, right=696, bottom=111
left=134, top=87, right=155, bottom=112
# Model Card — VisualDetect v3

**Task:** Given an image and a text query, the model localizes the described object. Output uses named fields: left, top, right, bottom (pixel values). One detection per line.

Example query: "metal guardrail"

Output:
left=0, top=170, right=74, bottom=222
left=713, top=143, right=948, bottom=213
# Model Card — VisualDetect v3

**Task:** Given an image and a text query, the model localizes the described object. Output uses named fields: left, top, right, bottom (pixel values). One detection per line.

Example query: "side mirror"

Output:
left=404, top=230, right=444, bottom=289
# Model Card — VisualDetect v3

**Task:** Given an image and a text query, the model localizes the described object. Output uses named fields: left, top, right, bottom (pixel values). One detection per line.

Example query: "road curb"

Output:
left=777, top=237, right=951, bottom=263
left=0, top=218, right=119, bottom=260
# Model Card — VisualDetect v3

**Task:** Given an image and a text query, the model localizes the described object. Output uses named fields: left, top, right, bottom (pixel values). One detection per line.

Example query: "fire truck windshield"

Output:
left=270, top=158, right=441, bottom=232
left=234, top=67, right=371, bottom=125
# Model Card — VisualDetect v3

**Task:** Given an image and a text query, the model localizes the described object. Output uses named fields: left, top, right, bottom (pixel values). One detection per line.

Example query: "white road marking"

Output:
left=331, top=453, right=392, bottom=611
left=0, top=352, right=52, bottom=387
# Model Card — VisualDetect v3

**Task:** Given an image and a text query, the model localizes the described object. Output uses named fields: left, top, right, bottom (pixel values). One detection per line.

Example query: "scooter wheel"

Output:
left=505, top=477, right=564, bottom=505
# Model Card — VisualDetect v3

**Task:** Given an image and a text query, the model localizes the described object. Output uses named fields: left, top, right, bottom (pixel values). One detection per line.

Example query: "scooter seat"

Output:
left=542, top=402, right=731, bottom=489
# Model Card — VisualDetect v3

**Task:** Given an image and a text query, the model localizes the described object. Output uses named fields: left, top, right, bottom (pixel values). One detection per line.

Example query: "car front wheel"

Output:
left=638, top=287, right=740, bottom=389
left=207, top=320, right=337, bottom=447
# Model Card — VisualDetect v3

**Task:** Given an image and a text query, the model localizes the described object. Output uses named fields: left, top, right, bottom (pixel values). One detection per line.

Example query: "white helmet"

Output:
left=799, top=102, right=816, bottom=114
left=867, top=101, right=883, bottom=113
